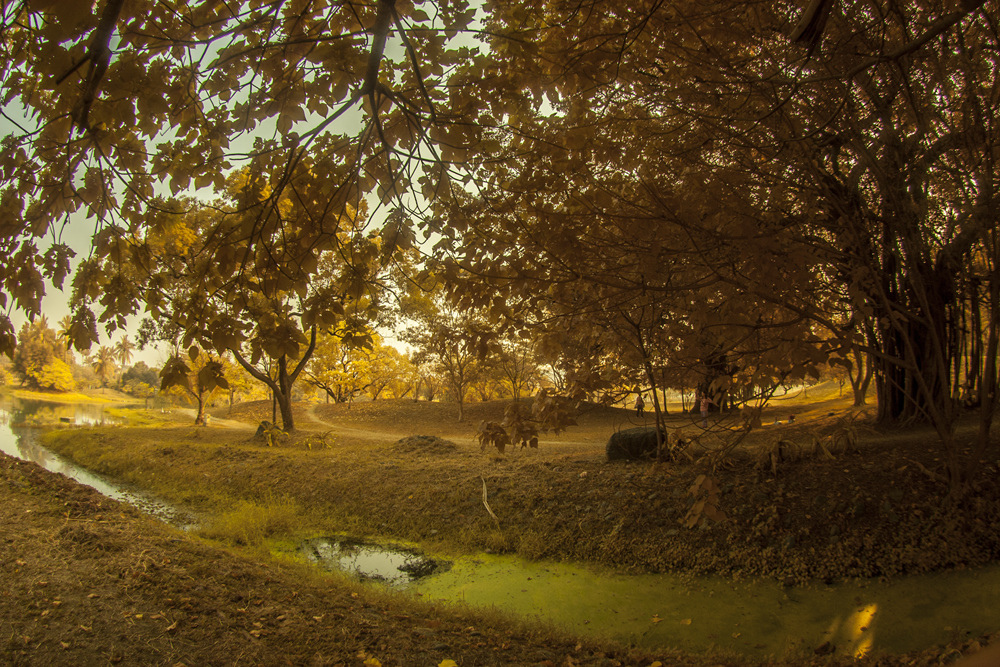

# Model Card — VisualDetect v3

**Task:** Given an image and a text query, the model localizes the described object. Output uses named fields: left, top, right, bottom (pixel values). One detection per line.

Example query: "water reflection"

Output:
left=301, top=536, right=450, bottom=586
left=0, top=397, right=119, bottom=428
left=0, top=394, right=195, bottom=528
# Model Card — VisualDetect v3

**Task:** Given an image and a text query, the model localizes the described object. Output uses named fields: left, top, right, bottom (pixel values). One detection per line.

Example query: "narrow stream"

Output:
left=0, top=395, right=196, bottom=528
left=2, top=395, right=997, bottom=660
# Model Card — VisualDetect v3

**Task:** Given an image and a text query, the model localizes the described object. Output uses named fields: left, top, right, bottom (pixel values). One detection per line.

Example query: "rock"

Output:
left=605, top=427, right=668, bottom=461
left=254, top=421, right=274, bottom=438
left=814, top=641, right=835, bottom=655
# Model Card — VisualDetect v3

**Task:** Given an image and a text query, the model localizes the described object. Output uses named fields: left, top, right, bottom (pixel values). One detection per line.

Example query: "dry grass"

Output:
left=36, top=388, right=1000, bottom=586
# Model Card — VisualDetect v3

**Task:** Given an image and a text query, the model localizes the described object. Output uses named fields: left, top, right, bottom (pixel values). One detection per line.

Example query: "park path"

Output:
left=302, top=403, right=402, bottom=442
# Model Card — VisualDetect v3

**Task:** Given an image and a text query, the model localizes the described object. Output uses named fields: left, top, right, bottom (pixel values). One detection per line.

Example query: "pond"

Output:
left=411, top=553, right=1000, bottom=659
left=0, top=394, right=196, bottom=528
left=301, top=536, right=451, bottom=586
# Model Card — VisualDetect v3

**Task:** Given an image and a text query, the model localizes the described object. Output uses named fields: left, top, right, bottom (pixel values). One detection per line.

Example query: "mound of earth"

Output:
left=391, top=434, right=459, bottom=454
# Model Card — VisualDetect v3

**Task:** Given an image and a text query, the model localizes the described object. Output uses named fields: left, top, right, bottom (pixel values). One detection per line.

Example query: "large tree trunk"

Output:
left=231, top=326, right=318, bottom=432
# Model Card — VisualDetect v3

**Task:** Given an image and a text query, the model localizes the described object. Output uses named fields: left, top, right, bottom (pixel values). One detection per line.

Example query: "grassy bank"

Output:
left=38, top=397, right=1000, bottom=584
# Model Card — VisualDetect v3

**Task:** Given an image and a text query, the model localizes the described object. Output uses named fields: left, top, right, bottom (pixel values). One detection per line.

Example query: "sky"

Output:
left=1, top=3, right=488, bottom=369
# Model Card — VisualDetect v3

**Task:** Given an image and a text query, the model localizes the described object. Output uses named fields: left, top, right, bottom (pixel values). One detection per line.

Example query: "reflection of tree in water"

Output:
left=3, top=398, right=112, bottom=427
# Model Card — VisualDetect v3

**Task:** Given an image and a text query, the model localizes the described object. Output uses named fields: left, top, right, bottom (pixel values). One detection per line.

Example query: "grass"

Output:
left=197, top=492, right=302, bottom=546
left=9, top=387, right=113, bottom=403
left=34, top=390, right=999, bottom=582
left=12, top=387, right=1000, bottom=666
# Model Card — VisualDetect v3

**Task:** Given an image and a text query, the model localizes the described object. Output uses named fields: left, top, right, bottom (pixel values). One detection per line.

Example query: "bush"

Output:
left=197, top=495, right=300, bottom=546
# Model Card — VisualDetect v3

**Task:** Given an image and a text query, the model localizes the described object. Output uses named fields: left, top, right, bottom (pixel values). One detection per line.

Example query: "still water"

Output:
left=0, top=395, right=195, bottom=527
left=411, top=553, right=1000, bottom=658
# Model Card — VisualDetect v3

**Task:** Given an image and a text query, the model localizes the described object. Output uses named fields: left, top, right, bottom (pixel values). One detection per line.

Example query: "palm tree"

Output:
left=57, top=315, right=74, bottom=363
left=114, top=335, right=135, bottom=387
left=92, top=345, right=117, bottom=389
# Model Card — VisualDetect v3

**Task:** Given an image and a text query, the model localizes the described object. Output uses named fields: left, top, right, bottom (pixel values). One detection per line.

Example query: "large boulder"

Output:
left=606, top=427, right=665, bottom=461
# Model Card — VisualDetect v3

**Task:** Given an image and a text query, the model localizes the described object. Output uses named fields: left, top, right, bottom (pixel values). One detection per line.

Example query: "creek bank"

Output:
left=0, top=397, right=197, bottom=528
left=19, top=398, right=1000, bottom=663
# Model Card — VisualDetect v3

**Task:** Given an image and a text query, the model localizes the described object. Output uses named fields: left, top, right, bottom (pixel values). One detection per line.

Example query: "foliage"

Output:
left=31, top=357, right=76, bottom=392
left=402, top=297, right=495, bottom=421
left=159, top=346, right=229, bottom=425
left=12, top=316, right=76, bottom=391
left=476, top=390, right=577, bottom=454
left=90, top=345, right=117, bottom=387
left=113, top=335, right=135, bottom=387
left=122, top=360, right=158, bottom=389
left=306, top=331, right=404, bottom=403
left=2, top=0, right=998, bottom=490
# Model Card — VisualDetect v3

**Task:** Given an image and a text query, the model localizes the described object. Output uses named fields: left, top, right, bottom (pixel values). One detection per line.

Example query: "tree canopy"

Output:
left=2, top=0, right=998, bottom=484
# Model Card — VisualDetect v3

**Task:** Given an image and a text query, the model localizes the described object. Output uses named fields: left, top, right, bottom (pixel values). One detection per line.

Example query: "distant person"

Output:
left=635, top=394, right=645, bottom=417
left=699, top=393, right=717, bottom=428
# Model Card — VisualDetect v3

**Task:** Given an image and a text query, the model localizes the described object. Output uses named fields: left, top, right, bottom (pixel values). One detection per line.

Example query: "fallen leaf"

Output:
left=651, top=615, right=663, bottom=624
left=438, top=660, right=459, bottom=667
left=680, top=618, right=692, bottom=625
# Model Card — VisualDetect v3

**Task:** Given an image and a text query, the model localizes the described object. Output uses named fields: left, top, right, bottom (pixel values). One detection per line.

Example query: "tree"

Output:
left=361, top=342, right=412, bottom=400
left=91, top=345, right=117, bottom=388
left=401, top=294, right=496, bottom=421
left=0, top=0, right=469, bottom=357
left=113, top=335, right=134, bottom=387
left=496, top=336, right=542, bottom=402
left=3, top=0, right=995, bottom=484
left=307, top=331, right=371, bottom=405
left=12, top=316, right=78, bottom=392
left=421, top=0, right=998, bottom=482
left=107, top=176, right=387, bottom=430
left=159, top=346, right=229, bottom=426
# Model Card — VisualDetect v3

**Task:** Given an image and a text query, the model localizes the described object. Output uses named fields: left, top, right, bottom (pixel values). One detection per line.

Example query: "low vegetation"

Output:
left=37, top=392, right=1000, bottom=585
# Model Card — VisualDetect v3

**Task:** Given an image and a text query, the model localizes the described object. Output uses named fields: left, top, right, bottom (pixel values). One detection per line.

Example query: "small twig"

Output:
left=481, top=476, right=499, bottom=526
left=912, top=459, right=947, bottom=484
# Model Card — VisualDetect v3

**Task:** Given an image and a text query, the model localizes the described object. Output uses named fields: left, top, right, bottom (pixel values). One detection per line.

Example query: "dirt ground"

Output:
left=3, top=389, right=1000, bottom=665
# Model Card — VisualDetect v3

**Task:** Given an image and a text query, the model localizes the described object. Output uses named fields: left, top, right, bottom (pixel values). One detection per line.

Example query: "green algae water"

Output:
left=412, top=554, right=1000, bottom=659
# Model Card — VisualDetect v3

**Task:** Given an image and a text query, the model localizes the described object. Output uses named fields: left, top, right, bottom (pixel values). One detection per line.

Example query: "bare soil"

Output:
left=3, top=389, right=1000, bottom=665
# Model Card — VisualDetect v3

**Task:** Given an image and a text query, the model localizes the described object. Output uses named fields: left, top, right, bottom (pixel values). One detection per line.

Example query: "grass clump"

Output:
left=197, top=493, right=301, bottom=546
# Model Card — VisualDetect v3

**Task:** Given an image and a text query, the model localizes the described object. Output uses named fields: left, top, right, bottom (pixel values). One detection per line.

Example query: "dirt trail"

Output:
left=302, top=403, right=413, bottom=442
